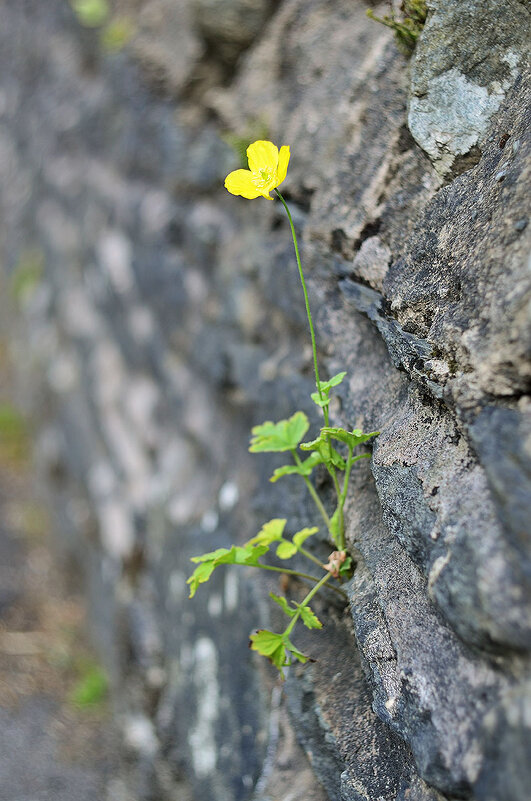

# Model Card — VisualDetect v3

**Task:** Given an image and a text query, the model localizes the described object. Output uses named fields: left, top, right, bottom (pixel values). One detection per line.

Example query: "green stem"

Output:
left=298, top=546, right=326, bottom=569
left=275, top=189, right=324, bottom=408
left=322, top=460, right=344, bottom=550
left=335, top=452, right=371, bottom=549
left=333, top=446, right=354, bottom=552
left=276, top=190, right=342, bottom=548
left=255, top=564, right=322, bottom=583
left=256, top=563, right=346, bottom=598
left=340, top=446, right=354, bottom=508
left=284, top=572, right=333, bottom=636
left=291, top=449, right=331, bottom=532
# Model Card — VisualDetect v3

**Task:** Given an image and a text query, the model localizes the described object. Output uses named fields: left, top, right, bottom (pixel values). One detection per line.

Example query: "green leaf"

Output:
left=270, top=452, right=323, bottom=483
left=189, top=547, right=233, bottom=564
left=292, top=527, right=319, bottom=548
left=339, top=555, right=353, bottom=577
left=269, top=593, right=296, bottom=618
left=70, top=664, right=108, bottom=708
left=249, top=630, right=310, bottom=672
left=246, top=518, right=286, bottom=546
left=229, top=545, right=270, bottom=566
left=319, top=372, right=347, bottom=392
left=270, top=464, right=300, bottom=482
left=299, top=434, right=346, bottom=470
left=249, top=412, right=310, bottom=453
left=250, top=630, right=287, bottom=669
left=310, top=392, right=330, bottom=409
left=284, top=637, right=310, bottom=664
left=187, top=561, right=218, bottom=598
left=311, top=372, right=347, bottom=409
left=70, top=0, right=110, bottom=27
left=297, top=604, right=323, bottom=630
left=320, top=427, right=379, bottom=450
left=299, top=435, right=322, bottom=451
left=276, top=540, right=297, bottom=559
left=187, top=544, right=269, bottom=597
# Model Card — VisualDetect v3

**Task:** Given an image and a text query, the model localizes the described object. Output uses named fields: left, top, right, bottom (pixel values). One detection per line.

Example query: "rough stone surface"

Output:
left=1, top=0, right=530, bottom=800
left=408, top=0, right=530, bottom=176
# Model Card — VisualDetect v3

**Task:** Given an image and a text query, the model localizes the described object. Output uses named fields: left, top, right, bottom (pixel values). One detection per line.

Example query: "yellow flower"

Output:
left=225, top=140, right=290, bottom=199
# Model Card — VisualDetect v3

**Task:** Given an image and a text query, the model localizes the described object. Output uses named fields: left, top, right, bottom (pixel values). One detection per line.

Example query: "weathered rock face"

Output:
left=1, top=1, right=529, bottom=800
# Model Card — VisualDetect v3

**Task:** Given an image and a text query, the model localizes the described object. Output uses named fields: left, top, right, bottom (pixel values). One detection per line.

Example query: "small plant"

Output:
left=69, top=0, right=110, bottom=28
left=70, top=662, right=108, bottom=709
left=188, top=141, right=378, bottom=673
left=70, top=0, right=135, bottom=53
left=367, top=1, right=427, bottom=56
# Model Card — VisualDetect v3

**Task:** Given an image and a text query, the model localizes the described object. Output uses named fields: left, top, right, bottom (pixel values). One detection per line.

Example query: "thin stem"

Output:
left=284, top=572, right=333, bottom=636
left=298, top=546, right=326, bottom=569
left=291, top=449, right=331, bottom=531
left=340, top=446, right=354, bottom=507
left=329, top=467, right=345, bottom=550
left=333, top=447, right=354, bottom=552
left=254, top=564, right=322, bottom=583
left=257, top=563, right=346, bottom=599
left=336, top=452, right=370, bottom=548
left=276, top=190, right=343, bottom=549
left=275, top=189, right=324, bottom=407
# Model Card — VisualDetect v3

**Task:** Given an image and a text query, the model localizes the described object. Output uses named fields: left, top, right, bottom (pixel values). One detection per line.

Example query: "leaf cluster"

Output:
left=249, top=629, right=311, bottom=669
left=246, top=518, right=319, bottom=560
left=188, top=367, right=379, bottom=674
left=187, top=544, right=269, bottom=598
left=310, top=371, right=346, bottom=410
left=249, top=411, right=309, bottom=453
left=248, top=594, right=323, bottom=669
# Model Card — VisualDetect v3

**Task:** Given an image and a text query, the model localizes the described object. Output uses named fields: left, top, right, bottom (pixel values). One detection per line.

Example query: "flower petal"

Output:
left=224, top=169, right=262, bottom=199
left=247, top=140, right=279, bottom=173
left=275, top=145, right=290, bottom=187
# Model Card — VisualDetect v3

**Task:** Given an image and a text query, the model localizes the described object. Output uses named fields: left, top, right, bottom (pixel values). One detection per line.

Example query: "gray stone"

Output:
left=192, top=0, right=274, bottom=64
left=131, top=0, right=203, bottom=92
left=1, top=0, right=530, bottom=799
left=409, top=0, right=530, bottom=176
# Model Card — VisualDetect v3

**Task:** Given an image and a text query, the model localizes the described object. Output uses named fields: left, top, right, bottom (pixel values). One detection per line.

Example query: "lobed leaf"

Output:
left=269, top=593, right=296, bottom=618
left=297, top=604, right=323, bottom=629
left=284, top=637, right=311, bottom=665
left=187, top=543, right=269, bottom=597
left=320, top=427, right=379, bottom=450
left=249, top=630, right=287, bottom=669
left=187, top=561, right=217, bottom=598
left=339, top=555, right=353, bottom=578
left=299, top=434, right=346, bottom=470
left=311, top=372, right=347, bottom=409
left=249, top=412, right=309, bottom=453
left=292, top=527, right=319, bottom=548
left=319, top=372, right=347, bottom=392
left=269, top=452, right=323, bottom=483
left=246, top=518, right=286, bottom=547
left=310, top=393, right=330, bottom=408
left=249, top=630, right=311, bottom=673
left=276, top=540, right=298, bottom=559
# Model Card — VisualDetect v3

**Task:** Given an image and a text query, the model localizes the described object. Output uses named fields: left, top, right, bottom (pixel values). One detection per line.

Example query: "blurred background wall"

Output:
left=0, top=1, right=530, bottom=800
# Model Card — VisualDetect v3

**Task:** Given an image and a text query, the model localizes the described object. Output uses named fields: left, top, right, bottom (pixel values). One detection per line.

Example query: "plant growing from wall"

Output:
left=367, top=1, right=427, bottom=56
left=188, top=141, right=378, bottom=673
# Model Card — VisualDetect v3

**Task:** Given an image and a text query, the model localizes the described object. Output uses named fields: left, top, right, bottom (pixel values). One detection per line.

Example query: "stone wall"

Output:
left=1, top=1, right=529, bottom=799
